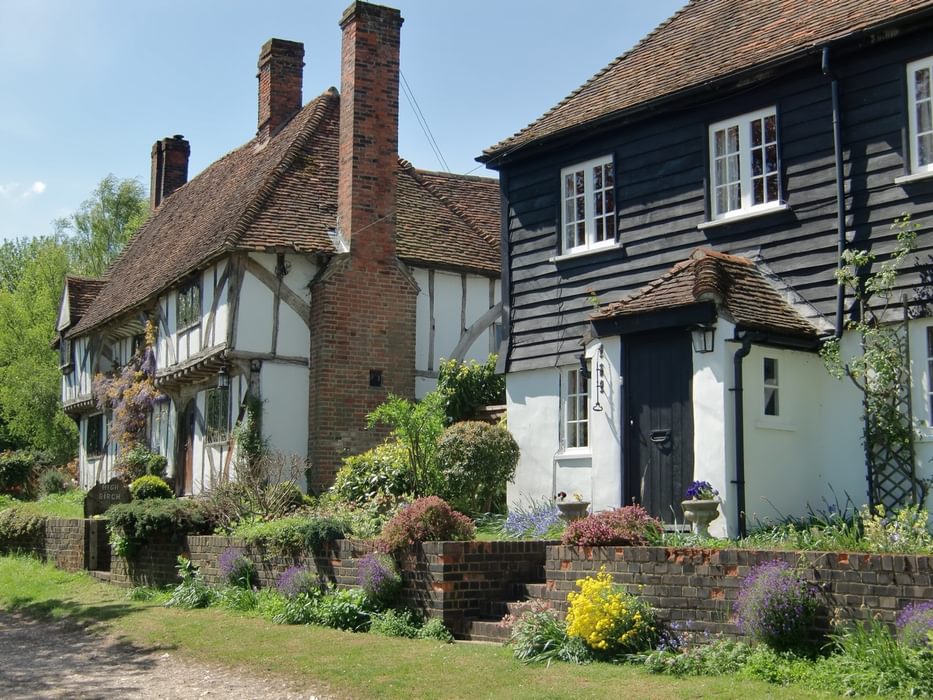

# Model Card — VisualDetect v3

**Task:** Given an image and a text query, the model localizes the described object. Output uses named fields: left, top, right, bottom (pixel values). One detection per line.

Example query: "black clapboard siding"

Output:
left=499, top=30, right=933, bottom=372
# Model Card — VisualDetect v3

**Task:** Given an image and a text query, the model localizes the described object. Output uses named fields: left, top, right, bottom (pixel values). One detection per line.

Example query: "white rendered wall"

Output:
left=413, top=267, right=500, bottom=398
left=235, top=269, right=274, bottom=353
left=259, top=362, right=310, bottom=482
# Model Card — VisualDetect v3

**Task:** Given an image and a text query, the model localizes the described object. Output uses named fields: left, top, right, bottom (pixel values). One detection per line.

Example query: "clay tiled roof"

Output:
left=63, top=275, right=107, bottom=328
left=69, top=90, right=499, bottom=337
left=592, top=249, right=819, bottom=339
left=483, top=0, right=933, bottom=160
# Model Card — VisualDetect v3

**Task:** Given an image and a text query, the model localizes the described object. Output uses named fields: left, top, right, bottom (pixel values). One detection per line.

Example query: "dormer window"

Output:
left=561, top=155, right=616, bottom=254
left=176, top=276, right=201, bottom=331
left=709, top=107, right=780, bottom=219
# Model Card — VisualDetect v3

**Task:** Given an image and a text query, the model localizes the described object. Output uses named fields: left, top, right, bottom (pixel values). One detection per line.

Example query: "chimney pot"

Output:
left=150, top=135, right=190, bottom=211
left=257, top=38, right=305, bottom=138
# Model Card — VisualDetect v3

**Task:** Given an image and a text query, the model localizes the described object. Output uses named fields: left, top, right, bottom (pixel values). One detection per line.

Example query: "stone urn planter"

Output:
left=557, top=501, right=590, bottom=521
left=681, top=499, right=720, bottom=537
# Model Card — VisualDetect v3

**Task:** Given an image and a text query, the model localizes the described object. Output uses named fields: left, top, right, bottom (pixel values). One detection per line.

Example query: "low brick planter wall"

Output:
left=544, top=546, right=933, bottom=638
left=0, top=517, right=110, bottom=573
left=109, top=533, right=188, bottom=587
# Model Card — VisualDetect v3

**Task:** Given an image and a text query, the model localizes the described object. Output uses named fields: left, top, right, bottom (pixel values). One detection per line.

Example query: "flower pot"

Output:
left=557, top=501, right=590, bottom=521
left=681, top=499, right=720, bottom=537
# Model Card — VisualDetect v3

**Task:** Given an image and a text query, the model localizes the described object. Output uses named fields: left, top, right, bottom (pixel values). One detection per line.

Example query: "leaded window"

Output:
left=206, top=387, right=229, bottom=444
left=176, top=276, right=201, bottom=330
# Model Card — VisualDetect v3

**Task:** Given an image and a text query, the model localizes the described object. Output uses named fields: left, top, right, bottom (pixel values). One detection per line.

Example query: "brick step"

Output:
left=524, top=582, right=548, bottom=599
left=88, top=570, right=112, bottom=582
left=460, top=618, right=511, bottom=644
left=483, top=598, right=548, bottom=618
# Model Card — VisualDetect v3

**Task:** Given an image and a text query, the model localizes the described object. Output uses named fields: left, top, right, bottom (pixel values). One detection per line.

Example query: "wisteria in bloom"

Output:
left=92, top=320, right=164, bottom=452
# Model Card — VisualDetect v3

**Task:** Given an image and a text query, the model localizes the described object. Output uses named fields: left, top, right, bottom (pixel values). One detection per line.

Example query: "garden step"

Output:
left=523, top=582, right=548, bottom=599
left=88, top=570, right=112, bottom=583
left=461, top=618, right=511, bottom=644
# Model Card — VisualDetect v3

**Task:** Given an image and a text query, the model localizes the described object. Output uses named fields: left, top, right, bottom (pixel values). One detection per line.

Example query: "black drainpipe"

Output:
left=823, top=46, right=847, bottom=338
left=732, top=333, right=755, bottom=539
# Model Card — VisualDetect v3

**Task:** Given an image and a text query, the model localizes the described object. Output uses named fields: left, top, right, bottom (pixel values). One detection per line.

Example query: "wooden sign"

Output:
left=84, top=477, right=131, bottom=517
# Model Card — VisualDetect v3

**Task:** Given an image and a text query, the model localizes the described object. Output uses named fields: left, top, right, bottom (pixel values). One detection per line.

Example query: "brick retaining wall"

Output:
left=109, top=533, right=188, bottom=587
left=544, top=546, right=933, bottom=638
left=0, top=517, right=109, bottom=573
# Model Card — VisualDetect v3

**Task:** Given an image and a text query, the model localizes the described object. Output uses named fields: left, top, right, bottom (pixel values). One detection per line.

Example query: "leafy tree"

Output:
left=55, top=174, right=148, bottom=277
left=0, top=236, right=76, bottom=461
left=367, top=392, right=445, bottom=497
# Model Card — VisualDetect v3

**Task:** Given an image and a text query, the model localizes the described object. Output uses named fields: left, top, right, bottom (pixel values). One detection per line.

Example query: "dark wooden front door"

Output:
left=176, top=399, right=196, bottom=496
left=624, top=330, right=694, bottom=523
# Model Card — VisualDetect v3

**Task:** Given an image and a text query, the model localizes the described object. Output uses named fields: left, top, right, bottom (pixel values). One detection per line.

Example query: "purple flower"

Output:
left=734, top=560, right=817, bottom=651
left=357, top=552, right=401, bottom=607
left=218, top=547, right=256, bottom=588
left=685, top=480, right=718, bottom=500
left=896, top=600, right=933, bottom=649
left=275, top=565, right=320, bottom=599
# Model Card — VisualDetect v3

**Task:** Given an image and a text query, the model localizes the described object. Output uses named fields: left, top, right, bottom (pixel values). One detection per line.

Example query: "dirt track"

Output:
left=0, top=612, right=330, bottom=699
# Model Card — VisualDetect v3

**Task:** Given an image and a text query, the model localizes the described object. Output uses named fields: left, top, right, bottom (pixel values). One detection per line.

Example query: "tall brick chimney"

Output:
left=257, top=39, right=305, bottom=139
left=150, top=135, right=190, bottom=211
left=337, top=2, right=403, bottom=262
left=308, top=2, right=416, bottom=491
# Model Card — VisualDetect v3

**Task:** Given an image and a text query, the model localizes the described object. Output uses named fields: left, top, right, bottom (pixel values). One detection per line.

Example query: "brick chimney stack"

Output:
left=257, top=39, right=305, bottom=139
left=150, top=135, right=190, bottom=211
left=337, top=2, right=403, bottom=262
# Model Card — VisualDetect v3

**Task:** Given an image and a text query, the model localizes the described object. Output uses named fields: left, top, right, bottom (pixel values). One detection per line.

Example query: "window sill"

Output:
left=894, top=170, right=933, bottom=186
left=753, top=418, right=796, bottom=432
left=697, top=203, right=791, bottom=230
left=555, top=451, right=592, bottom=467
left=549, top=243, right=624, bottom=265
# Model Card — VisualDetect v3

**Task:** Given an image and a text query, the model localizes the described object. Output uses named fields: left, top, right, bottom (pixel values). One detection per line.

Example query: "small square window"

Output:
left=763, top=357, right=779, bottom=417
left=709, top=107, right=780, bottom=219
left=560, top=155, right=616, bottom=254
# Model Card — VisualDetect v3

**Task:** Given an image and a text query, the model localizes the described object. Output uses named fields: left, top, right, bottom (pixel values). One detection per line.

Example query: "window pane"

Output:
left=727, top=126, right=739, bottom=153
left=604, top=164, right=614, bottom=188
left=764, top=388, right=779, bottom=416
left=752, top=149, right=763, bottom=176
left=918, top=102, right=933, bottom=133
left=753, top=178, right=763, bottom=205
left=564, top=174, right=574, bottom=198
left=716, top=186, right=727, bottom=214
left=916, top=67, right=931, bottom=100
left=575, top=171, right=585, bottom=195
left=727, top=154, right=739, bottom=182
left=593, top=166, right=602, bottom=189
left=575, top=197, right=585, bottom=221
left=767, top=174, right=779, bottom=202
left=605, top=214, right=616, bottom=239
left=764, top=115, right=777, bottom=143
left=595, top=192, right=604, bottom=216
left=605, top=188, right=615, bottom=213
left=765, top=144, right=778, bottom=173
left=576, top=222, right=586, bottom=247
left=714, top=159, right=725, bottom=186
left=595, top=218, right=604, bottom=241
left=764, top=357, right=777, bottom=383
left=714, top=129, right=725, bottom=157
left=751, top=118, right=762, bottom=147
left=921, top=133, right=933, bottom=167
left=729, top=183, right=740, bottom=210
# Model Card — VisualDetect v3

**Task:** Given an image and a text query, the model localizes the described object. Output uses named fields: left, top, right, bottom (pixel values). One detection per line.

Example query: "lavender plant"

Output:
left=275, top=565, right=321, bottom=599
left=502, top=497, right=562, bottom=539
left=896, top=600, right=933, bottom=649
left=357, top=552, right=402, bottom=608
left=217, top=547, right=256, bottom=589
left=734, top=560, right=818, bottom=651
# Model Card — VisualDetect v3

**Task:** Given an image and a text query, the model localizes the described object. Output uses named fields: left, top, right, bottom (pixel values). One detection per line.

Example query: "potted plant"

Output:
left=681, top=480, right=720, bottom=537
left=555, top=491, right=590, bottom=521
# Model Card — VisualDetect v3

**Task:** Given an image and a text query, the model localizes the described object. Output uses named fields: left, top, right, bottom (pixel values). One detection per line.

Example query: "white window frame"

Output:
left=562, top=364, right=590, bottom=451
left=708, top=107, right=781, bottom=220
left=907, top=56, right=933, bottom=175
left=925, top=326, right=933, bottom=423
left=560, top=155, right=617, bottom=255
left=763, top=356, right=779, bottom=417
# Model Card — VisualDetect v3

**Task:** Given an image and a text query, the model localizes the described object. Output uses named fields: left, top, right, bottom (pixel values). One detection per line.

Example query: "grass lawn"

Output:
left=0, top=490, right=84, bottom=518
left=0, top=555, right=837, bottom=700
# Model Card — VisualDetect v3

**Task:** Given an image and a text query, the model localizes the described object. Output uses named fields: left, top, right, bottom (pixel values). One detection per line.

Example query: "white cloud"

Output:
left=30, top=181, right=46, bottom=195
left=0, top=183, right=19, bottom=198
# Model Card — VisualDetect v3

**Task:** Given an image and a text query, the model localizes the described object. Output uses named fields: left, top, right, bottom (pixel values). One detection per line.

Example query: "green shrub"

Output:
left=107, top=499, right=212, bottom=557
left=129, top=475, right=174, bottom=500
left=310, top=587, right=372, bottom=632
left=114, top=446, right=167, bottom=482
left=232, top=514, right=348, bottom=558
left=437, top=355, right=505, bottom=422
left=369, top=608, right=421, bottom=638
left=315, top=496, right=401, bottom=539
left=38, top=469, right=68, bottom=496
left=378, top=496, right=474, bottom=553
left=214, top=585, right=260, bottom=612
left=861, top=503, right=933, bottom=553
left=0, top=451, right=36, bottom=498
left=511, top=610, right=590, bottom=664
left=644, top=639, right=754, bottom=676
left=435, top=421, right=519, bottom=515
left=271, top=590, right=321, bottom=625
left=418, top=617, right=454, bottom=643
left=331, top=442, right=413, bottom=507
left=165, top=557, right=216, bottom=609
left=0, top=505, right=46, bottom=541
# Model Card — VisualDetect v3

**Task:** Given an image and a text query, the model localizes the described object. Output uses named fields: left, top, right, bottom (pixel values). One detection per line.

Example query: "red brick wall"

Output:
left=308, top=3, right=415, bottom=492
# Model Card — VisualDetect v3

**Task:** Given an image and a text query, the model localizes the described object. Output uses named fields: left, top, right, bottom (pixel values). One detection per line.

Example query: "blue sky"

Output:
left=0, top=0, right=685, bottom=241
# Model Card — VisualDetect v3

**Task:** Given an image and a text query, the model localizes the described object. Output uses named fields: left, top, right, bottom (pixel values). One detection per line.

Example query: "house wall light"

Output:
left=217, top=362, right=230, bottom=390
left=691, top=324, right=716, bottom=353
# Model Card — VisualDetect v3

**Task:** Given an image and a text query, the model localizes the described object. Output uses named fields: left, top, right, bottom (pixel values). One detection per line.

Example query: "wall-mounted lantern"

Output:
left=691, top=324, right=716, bottom=354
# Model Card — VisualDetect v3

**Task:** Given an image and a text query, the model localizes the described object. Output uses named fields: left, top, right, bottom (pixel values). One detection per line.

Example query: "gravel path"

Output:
left=0, top=612, right=332, bottom=700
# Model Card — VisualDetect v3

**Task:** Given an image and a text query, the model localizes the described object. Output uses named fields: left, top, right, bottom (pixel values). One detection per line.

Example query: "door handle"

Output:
left=648, top=429, right=670, bottom=443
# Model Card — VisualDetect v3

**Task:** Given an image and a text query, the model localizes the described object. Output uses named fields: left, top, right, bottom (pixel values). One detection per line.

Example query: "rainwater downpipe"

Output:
left=822, top=45, right=848, bottom=338
left=731, top=333, right=754, bottom=539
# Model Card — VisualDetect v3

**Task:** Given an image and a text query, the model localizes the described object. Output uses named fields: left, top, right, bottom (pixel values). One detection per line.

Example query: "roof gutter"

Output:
left=822, top=45, right=847, bottom=338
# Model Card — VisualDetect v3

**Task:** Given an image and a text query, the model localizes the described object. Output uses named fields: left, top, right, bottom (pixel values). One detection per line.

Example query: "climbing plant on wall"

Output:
left=821, top=214, right=926, bottom=509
